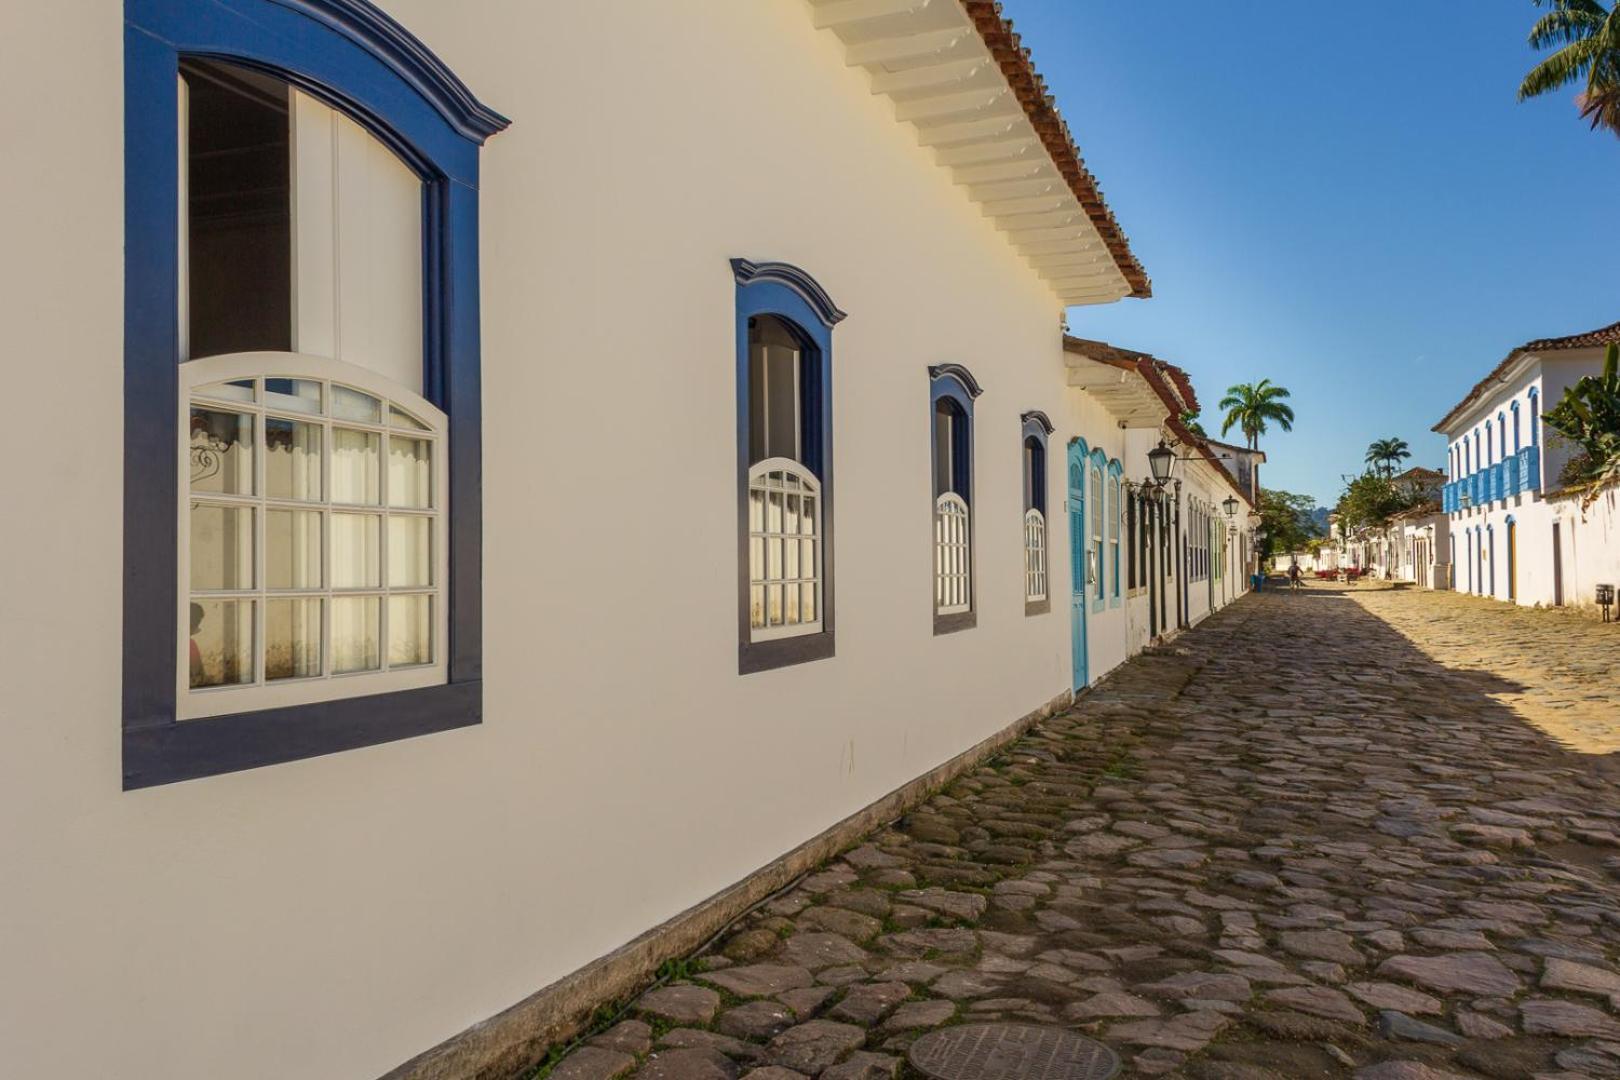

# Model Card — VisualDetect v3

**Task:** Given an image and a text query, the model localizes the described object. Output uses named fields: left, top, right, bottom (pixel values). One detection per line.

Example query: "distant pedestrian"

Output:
left=1288, top=562, right=1302, bottom=591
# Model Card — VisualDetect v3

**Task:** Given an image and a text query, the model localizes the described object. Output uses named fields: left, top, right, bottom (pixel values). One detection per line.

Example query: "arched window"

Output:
left=1474, top=428, right=1482, bottom=470
left=1108, top=465, right=1123, bottom=601
left=1529, top=388, right=1541, bottom=446
left=1089, top=459, right=1105, bottom=606
left=931, top=365, right=981, bottom=633
left=1126, top=489, right=1139, bottom=591
left=1485, top=421, right=1494, bottom=467
left=1511, top=401, right=1522, bottom=452
left=746, top=316, right=823, bottom=642
left=1497, top=411, right=1507, bottom=459
left=183, top=355, right=445, bottom=714
left=733, top=262, right=841, bottom=673
left=123, top=0, right=506, bottom=788
left=1021, top=412, right=1053, bottom=614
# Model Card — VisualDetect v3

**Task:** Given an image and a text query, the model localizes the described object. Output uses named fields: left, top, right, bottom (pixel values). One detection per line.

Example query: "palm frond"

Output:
left=1529, top=8, right=1605, bottom=50
left=1520, top=41, right=1602, bottom=100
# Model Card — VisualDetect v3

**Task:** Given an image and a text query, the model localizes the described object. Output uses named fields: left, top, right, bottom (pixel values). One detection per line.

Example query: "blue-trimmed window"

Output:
left=1088, top=450, right=1106, bottom=610
left=1497, top=411, right=1507, bottom=459
left=1108, top=461, right=1123, bottom=602
left=733, top=261, right=842, bottom=674
left=122, top=0, right=507, bottom=790
left=1511, top=401, right=1522, bottom=452
left=931, top=365, right=981, bottom=634
left=1529, top=388, right=1541, bottom=446
left=1021, top=411, right=1053, bottom=615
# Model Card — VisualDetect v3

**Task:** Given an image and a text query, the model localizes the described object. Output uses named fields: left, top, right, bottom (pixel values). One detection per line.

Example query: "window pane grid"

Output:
left=1024, top=508, right=1046, bottom=602
left=936, top=493, right=971, bottom=614
left=187, top=375, right=441, bottom=696
left=748, top=461, right=822, bottom=641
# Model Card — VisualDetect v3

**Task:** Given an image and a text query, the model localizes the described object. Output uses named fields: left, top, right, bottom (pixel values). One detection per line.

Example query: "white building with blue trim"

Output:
left=1436, top=321, right=1620, bottom=610
left=0, top=2, right=1258, bottom=1077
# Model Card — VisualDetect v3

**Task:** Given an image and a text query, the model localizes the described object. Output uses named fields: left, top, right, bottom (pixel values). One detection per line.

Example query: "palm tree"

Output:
left=1365, top=437, right=1412, bottom=478
left=1520, top=1, right=1620, bottom=135
left=1218, top=380, right=1295, bottom=451
left=1219, top=381, right=1294, bottom=506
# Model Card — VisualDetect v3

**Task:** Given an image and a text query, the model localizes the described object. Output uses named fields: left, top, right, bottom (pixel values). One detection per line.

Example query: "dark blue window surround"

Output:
left=1021, top=410, right=1053, bottom=617
left=930, top=364, right=982, bottom=635
left=732, top=260, right=844, bottom=675
left=123, top=0, right=507, bottom=789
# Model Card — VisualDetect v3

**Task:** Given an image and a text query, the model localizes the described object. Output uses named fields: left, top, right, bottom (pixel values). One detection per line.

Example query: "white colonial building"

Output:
left=0, top=2, right=1257, bottom=1078
left=1437, top=321, right=1620, bottom=611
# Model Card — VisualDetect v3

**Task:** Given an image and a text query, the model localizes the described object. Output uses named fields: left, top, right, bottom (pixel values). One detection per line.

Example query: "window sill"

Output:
left=933, top=611, right=977, bottom=636
left=740, top=631, right=835, bottom=675
left=1024, top=598, right=1050, bottom=617
left=124, top=680, right=481, bottom=790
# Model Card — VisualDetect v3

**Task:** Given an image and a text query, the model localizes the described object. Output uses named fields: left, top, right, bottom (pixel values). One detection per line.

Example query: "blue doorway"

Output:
left=1068, top=441, right=1088, bottom=691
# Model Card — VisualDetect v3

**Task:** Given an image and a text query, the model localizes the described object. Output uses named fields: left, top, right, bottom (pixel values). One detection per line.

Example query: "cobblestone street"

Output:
left=553, top=585, right=1620, bottom=1080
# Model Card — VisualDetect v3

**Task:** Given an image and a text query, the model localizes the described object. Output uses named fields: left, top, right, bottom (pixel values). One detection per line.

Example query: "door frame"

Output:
left=1068, top=440, right=1088, bottom=692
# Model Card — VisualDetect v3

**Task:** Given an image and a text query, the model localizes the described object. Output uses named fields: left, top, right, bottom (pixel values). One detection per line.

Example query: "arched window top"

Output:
left=1511, top=400, right=1521, bottom=413
left=185, top=350, right=443, bottom=428
left=929, top=363, right=984, bottom=402
left=1107, top=457, right=1125, bottom=478
left=130, top=0, right=508, bottom=186
left=1020, top=410, right=1055, bottom=438
left=732, top=260, right=846, bottom=328
left=1089, top=447, right=1109, bottom=469
left=1069, top=435, right=1090, bottom=459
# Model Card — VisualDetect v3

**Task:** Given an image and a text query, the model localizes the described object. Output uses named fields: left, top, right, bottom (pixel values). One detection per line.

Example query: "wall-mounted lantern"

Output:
left=1148, top=441, right=1175, bottom=488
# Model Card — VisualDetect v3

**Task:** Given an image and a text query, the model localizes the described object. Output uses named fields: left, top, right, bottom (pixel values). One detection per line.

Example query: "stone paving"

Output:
left=548, top=584, right=1620, bottom=1080
left=1348, top=586, right=1620, bottom=755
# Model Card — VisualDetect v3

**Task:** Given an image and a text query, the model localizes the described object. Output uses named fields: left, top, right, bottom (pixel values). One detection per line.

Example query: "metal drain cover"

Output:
left=907, top=1023, right=1120, bottom=1080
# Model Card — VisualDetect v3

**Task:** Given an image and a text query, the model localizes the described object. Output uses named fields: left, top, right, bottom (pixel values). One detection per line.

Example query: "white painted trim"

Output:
left=177, top=352, right=448, bottom=720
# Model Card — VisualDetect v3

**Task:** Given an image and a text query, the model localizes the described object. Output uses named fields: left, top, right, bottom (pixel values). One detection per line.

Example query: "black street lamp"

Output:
left=1148, top=440, right=1175, bottom=488
left=1222, top=494, right=1239, bottom=520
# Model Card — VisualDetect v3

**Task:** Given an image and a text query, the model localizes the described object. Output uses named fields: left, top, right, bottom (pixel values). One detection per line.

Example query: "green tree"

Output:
left=1364, top=437, right=1412, bottom=478
left=1520, top=0, right=1620, bottom=135
left=1334, top=472, right=1418, bottom=532
left=1258, top=488, right=1320, bottom=558
left=1543, top=342, right=1620, bottom=487
left=1180, top=410, right=1208, bottom=438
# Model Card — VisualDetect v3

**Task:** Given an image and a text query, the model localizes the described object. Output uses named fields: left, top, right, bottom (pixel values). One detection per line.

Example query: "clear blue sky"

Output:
left=1002, top=0, right=1620, bottom=506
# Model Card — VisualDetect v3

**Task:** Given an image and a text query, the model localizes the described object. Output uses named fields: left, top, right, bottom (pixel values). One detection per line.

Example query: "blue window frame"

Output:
left=1511, top=401, right=1522, bottom=452
left=1021, top=411, right=1053, bottom=616
left=122, top=0, right=507, bottom=789
left=931, top=364, right=982, bottom=634
left=732, top=260, right=843, bottom=674
left=1497, top=411, right=1507, bottom=458
left=1108, top=459, right=1124, bottom=604
left=1529, top=388, right=1541, bottom=446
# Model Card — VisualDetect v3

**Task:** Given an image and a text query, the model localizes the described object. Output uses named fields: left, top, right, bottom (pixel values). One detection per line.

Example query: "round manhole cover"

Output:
left=908, top=1023, right=1120, bottom=1080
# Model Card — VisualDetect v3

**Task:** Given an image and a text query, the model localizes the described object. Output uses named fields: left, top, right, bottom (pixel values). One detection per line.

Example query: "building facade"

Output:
left=0, top=2, right=1256, bottom=1078
left=1437, top=322, right=1620, bottom=611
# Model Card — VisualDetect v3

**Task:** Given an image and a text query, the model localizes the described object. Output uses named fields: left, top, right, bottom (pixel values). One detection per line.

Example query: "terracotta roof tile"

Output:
left=1433, top=318, right=1620, bottom=432
left=961, top=1, right=1150, bottom=299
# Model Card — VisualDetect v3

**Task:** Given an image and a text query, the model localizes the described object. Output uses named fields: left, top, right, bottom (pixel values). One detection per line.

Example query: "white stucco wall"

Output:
left=0, top=3, right=1203, bottom=1078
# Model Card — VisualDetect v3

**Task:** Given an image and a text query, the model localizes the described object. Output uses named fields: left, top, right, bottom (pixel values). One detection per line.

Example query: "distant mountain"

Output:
left=1308, top=506, right=1331, bottom=535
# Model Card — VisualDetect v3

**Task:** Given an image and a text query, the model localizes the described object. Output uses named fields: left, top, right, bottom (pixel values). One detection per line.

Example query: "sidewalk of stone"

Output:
left=543, top=585, right=1620, bottom=1080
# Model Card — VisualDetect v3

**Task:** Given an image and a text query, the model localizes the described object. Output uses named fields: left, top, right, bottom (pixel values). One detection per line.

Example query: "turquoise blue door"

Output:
left=1068, top=444, right=1088, bottom=691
